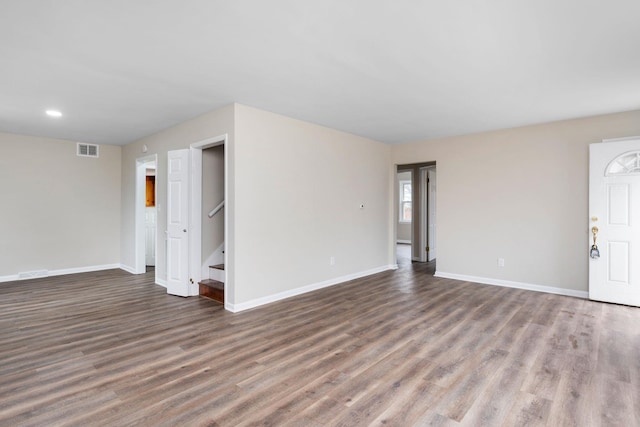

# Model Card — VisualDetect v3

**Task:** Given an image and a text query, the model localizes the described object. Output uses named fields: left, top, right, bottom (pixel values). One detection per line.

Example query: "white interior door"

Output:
left=167, top=149, right=190, bottom=296
left=589, top=139, right=640, bottom=306
left=427, top=168, right=437, bottom=262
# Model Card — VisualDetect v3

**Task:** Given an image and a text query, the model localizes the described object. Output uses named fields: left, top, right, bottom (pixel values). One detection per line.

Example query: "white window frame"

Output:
left=399, top=180, right=412, bottom=223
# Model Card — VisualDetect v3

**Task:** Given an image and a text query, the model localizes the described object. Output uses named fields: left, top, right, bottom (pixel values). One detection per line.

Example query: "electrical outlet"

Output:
left=330, top=256, right=335, bottom=266
left=497, top=258, right=505, bottom=267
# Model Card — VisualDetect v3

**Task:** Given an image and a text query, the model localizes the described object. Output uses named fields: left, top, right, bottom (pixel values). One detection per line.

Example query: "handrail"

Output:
left=208, top=200, right=224, bottom=218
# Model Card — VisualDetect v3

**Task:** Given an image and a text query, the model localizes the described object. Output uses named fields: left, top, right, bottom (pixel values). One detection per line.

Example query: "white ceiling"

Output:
left=1, top=1, right=639, bottom=146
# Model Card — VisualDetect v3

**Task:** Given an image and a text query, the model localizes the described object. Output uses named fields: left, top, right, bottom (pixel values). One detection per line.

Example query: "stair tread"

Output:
left=209, top=264, right=225, bottom=270
left=199, top=279, right=224, bottom=304
left=198, top=279, right=224, bottom=290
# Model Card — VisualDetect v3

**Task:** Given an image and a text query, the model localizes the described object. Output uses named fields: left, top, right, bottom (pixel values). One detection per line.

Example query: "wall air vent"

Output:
left=77, top=143, right=99, bottom=158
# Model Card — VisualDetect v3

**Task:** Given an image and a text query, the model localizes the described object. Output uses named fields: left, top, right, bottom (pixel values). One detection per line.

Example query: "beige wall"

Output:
left=392, top=109, right=640, bottom=293
left=233, top=104, right=393, bottom=305
left=0, top=132, right=121, bottom=278
left=121, top=103, right=392, bottom=308
left=397, top=170, right=412, bottom=242
left=8, top=102, right=633, bottom=301
left=120, top=105, right=235, bottom=292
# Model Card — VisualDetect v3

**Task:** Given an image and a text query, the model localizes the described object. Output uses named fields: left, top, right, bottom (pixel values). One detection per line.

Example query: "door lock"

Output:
left=590, top=226, right=600, bottom=259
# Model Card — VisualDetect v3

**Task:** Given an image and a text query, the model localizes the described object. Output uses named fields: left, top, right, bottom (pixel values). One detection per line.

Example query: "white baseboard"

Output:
left=226, top=264, right=396, bottom=313
left=119, top=264, right=137, bottom=274
left=434, top=271, right=589, bottom=299
left=396, top=240, right=411, bottom=244
left=0, top=273, right=25, bottom=282
left=0, top=263, right=122, bottom=283
left=120, top=265, right=166, bottom=290
left=121, top=264, right=165, bottom=291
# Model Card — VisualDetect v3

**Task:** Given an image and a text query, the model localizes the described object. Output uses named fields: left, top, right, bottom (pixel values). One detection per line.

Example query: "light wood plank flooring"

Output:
left=1, top=260, right=639, bottom=426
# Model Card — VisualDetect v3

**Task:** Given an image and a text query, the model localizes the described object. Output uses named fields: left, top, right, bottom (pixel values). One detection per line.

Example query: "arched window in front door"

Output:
left=606, top=151, right=640, bottom=176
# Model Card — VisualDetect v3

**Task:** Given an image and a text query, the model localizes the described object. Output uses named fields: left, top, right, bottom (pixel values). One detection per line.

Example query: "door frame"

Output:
left=135, top=154, right=158, bottom=276
left=426, top=167, right=437, bottom=262
left=395, top=161, right=436, bottom=265
left=419, top=166, right=437, bottom=263
left=190, top=134, right=228, bottom=299
left=589, top=137, right=640, bottom=306
left=419, top=167, right=429, bottom=262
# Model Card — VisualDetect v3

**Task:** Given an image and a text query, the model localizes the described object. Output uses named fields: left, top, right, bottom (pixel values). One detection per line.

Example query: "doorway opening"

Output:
left=135, top=154, right=158, bottom=279
left=189, top=135, right=228, bottom=303
left=165, top=135, right=228, bottom=300
left=397, top=170, right=413, bottom=266
left=396, top=162, right=436, bottom=269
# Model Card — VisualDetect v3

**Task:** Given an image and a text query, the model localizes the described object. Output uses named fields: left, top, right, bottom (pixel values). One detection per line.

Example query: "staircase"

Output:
left=199, top=264, right=224, bottom=303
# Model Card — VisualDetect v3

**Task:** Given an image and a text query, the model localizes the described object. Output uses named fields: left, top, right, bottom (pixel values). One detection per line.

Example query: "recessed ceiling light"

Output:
left=46, top=110, right=63, bottom=118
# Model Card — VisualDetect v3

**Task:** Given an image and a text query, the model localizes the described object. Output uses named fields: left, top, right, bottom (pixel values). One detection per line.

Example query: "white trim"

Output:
left=434, top=271, right=589, bottom=299
left=189, top=147, right=202, bottom=295
left=191, top=135, right=227, bottom=149
left=225, top=264, right=396, bottom=312
left=419, top=167, right=428, bottom=262
left=156, top=278, right=168, bottom=288
left=120, top=264, right=137, bottom=274
left=0, top=264, right=121, bottom=283
left=396, top=239, right=411, bottom=244
left=602, top=136, right=640, bottom=143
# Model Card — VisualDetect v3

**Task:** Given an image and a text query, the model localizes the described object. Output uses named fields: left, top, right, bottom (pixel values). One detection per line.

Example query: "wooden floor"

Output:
left=1, top=257, right=639, bottom=426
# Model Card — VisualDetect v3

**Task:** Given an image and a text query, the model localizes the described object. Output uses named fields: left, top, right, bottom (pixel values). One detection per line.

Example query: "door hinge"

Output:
left=425, top=246, right=430, bottom=252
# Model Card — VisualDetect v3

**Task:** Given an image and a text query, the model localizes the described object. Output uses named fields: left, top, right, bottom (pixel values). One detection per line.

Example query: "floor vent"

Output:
left=18, top=270, right=49, bottom=279
left=77, top=143, right=99, bottom=158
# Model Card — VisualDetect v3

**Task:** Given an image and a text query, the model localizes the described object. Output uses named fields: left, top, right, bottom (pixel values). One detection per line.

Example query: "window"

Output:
left=606, top=151, right=640, bottom=176
left=399, top=180, right=412, bottom=222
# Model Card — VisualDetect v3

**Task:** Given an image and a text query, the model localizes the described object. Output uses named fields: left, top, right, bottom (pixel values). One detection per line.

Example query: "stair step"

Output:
left=210, top=264, right=225, bottom=270
left=199, top=279, right=224, bottom=303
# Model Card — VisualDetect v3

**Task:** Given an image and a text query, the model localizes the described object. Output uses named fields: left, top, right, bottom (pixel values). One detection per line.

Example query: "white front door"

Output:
left=427, top=169, right=437, bottom=262
left=589, top=139, right=640, bottom=306
left=167, top=149, right=190, bottom=296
